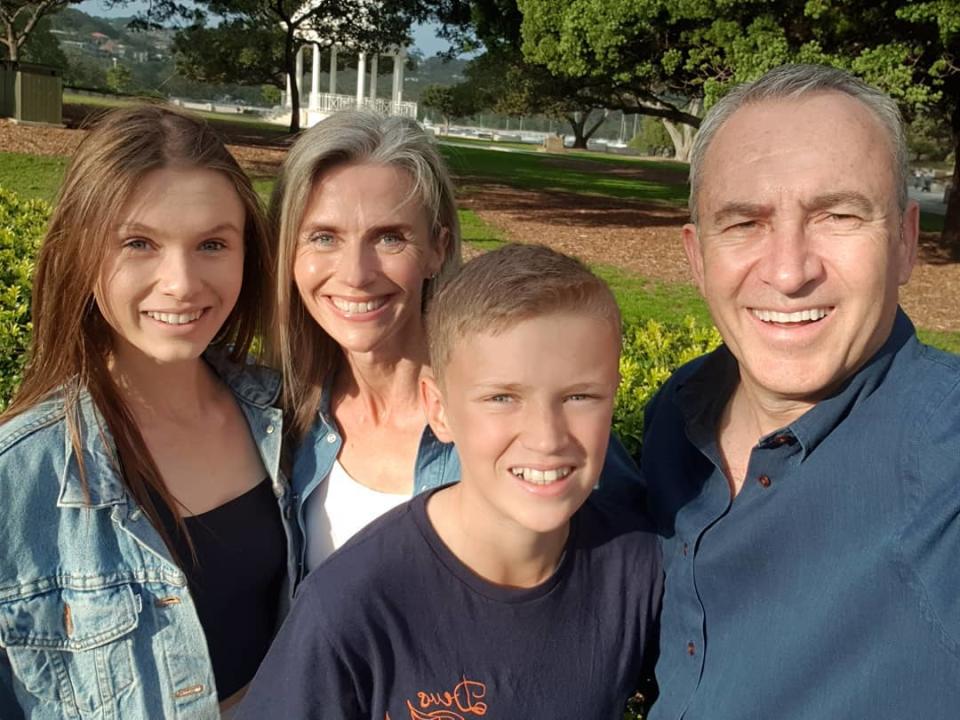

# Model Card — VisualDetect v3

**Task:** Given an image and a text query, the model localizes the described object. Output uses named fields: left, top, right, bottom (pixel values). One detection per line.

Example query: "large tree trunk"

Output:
left=285, top=34, right=300, bottom=133
left=564, top=110, right=607, bottom=149
left=945, top=103, right=960, bottom=260
left=663, top=99, right=701, bottom=162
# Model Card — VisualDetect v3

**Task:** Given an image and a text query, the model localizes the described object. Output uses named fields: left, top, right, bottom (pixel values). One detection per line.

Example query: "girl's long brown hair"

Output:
left=1, top=104, right=274, bottom=560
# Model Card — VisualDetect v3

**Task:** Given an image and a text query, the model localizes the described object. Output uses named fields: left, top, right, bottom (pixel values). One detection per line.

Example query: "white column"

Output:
left=329, top=45, right=338, bottom=95
left=285, top=73, right=292, bottom=108
left=356, top=52, right=366, bottom=107
left=295, top=45, right=304, bottom=101
left=311, top=44, right=320, bottom=109
left=369, top=54, right=379, bottom=102
left=395, top=49, right=405, bottom=103
left=390, top=51, right=400, bottom=105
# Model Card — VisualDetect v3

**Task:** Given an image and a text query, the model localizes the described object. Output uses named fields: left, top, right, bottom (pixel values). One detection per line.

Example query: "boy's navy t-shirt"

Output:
left=238, top=488, right=663, bottom=720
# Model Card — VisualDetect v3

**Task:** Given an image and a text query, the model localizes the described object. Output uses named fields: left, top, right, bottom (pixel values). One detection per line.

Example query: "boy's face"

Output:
left=423, top=311, right=620, bottom=536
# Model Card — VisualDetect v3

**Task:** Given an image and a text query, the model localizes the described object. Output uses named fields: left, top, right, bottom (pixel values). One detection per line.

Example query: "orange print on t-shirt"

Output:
left=401, top=675, right=488, bottom=719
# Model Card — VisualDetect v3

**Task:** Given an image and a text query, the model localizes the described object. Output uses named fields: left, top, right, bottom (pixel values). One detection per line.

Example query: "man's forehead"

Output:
left=696, top=92, right=896, bottom=212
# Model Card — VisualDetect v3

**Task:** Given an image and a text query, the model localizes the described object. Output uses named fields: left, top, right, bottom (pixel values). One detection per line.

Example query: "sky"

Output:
left=75, top=1, right=455, bottom=56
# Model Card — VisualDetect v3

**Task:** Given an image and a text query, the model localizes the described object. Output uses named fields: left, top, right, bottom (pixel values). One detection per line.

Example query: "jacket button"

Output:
left=326, top=433, right=337, bottom=443
left=266, top=424, right=275, bottom=434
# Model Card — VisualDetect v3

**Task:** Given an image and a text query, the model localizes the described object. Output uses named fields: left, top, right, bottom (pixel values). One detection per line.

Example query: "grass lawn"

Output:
left=438, top=144, right=689, bottom=204
left=0, top=152, right=67, bottom=203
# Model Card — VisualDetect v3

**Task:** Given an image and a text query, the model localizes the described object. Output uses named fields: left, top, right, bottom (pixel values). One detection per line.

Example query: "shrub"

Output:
left=0, top=187, right=49, bottom=410
left=614, top=316, right=722, bottom=456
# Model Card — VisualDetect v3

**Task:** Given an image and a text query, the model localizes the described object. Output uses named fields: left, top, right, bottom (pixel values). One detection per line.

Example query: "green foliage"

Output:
left=907, top=113, right=953, bottom=162
left=105, top=63, right=133, bottom=94
left=21, top=16, right=67, bottom=68
left=629, top=116, right=672, bottom=155
left=420, top=83, right=478, bottom=125
left=0, top=188, right=50, bottom=410
left=615, top=317, right=722, bottom=456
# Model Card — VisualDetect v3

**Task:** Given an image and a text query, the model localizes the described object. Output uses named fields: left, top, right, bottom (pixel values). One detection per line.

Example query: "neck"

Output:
left=109, top=345, right=219, bottom=423
left=336, top=348, right=430, bottom=421
left=427, top=482, right=569, bottom=589
left=730, top=377, right=816, bottom=438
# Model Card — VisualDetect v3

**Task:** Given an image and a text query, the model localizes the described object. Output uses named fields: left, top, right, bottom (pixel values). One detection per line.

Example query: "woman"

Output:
left=0, top=106, right=293, bottom=719
left=273, top=112, right=462, bottom=576
left=274, top=111, right=639, bottom=580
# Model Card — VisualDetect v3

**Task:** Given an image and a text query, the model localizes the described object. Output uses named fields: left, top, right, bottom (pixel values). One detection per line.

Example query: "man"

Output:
left=643, top=64, right=960, bottom=719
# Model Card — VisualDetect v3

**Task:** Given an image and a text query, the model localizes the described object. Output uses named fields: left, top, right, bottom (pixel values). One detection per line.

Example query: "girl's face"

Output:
left=293, top=162, right=445, bottom=359
left=97, top=166, right=246, bottom=367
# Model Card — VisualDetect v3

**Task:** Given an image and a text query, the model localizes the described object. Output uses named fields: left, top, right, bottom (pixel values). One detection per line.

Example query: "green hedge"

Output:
left=615, top=317, right=723, bottom=456
left=0, top=187, right=49, bottom=411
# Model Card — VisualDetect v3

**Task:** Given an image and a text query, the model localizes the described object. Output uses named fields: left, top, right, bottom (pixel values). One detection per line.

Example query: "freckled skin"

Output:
left=683, top=92, right=919, bottom=409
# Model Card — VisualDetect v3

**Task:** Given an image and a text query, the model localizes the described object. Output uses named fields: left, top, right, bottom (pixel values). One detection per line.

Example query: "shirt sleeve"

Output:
left=236, top=587, right=364, bottom=720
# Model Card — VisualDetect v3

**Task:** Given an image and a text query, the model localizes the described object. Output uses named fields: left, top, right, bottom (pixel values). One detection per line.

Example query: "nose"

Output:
left=521, top=400, right=570, bottom=456
left=157, top=249, right=202, bottom=299
left=338, top=240, right=379, bottom=289
left=757, top=221, right=825, bottom=295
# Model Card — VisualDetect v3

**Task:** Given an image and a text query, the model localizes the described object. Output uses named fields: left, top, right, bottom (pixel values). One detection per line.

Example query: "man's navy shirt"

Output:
left=643, top=309, right=960, bottom=719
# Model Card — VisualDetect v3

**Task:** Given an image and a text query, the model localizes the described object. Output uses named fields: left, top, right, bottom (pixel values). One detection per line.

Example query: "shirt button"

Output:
left=326, top=433, right=337, bottom=443
left=758, top=474, right=771, bottom=488
left=687, top=642, right=696, bottom=656
left=266, top=424, right=275, bottom=434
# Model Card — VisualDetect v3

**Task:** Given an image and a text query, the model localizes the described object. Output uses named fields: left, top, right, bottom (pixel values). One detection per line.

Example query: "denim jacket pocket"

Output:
left=0, top=584, right=140, bottom=718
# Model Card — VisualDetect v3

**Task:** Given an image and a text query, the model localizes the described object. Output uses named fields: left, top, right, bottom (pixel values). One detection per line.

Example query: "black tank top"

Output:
left=154, top=478, right=287, bottom=699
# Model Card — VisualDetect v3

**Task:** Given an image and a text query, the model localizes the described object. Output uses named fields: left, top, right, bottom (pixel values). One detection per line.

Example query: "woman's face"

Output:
left=97, top=166, right=246, bottom=367
left=293, top=162, right=445, bottom=359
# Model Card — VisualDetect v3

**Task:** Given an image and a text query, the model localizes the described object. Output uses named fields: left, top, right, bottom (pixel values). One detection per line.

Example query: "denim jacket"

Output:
left=289, top=385, right=642, bottom=586
left=0, top=350, right=295, bottom=720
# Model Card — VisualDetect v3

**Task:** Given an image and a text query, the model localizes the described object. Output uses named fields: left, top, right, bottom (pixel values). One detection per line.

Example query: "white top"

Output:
left=304, top=459, right=412, bottom=571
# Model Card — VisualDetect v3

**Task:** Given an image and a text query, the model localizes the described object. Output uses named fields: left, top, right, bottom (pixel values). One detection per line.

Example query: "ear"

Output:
left=420, top=372, right=454, bottom=443
left=896, top=200, right=920, bottom=286
left=682, top=223, right=706, bottom=294
left=428, top=226, right=450, bottom=277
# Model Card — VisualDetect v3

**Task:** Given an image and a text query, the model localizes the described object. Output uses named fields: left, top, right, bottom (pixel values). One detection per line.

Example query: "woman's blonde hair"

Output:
left=2, top=104, right=273, bottom=554
left=271, top=110, right=462, bottom=438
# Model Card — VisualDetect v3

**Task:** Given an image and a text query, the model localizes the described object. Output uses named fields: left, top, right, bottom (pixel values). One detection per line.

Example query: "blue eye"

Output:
left=123, top=237, right=150, bottom=250
left=200, top=239, right=226, bottom=251
left=378, top=234, right=407, bottom=251
left=487, top=394, right=514, bottom=403
left=308, top=232, right=336, bottom=247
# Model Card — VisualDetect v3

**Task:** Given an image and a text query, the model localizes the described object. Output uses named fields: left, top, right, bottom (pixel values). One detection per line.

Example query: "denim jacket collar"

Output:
left=57, top=348, right=282, bottom=510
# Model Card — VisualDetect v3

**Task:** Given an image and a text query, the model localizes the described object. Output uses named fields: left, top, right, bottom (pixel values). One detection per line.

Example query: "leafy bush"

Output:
left=0, top=188, right=49, bottom=410
left=614, top=316, right=722, bottom=456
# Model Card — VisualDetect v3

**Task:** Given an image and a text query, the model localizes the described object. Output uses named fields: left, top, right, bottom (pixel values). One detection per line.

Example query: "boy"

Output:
left=238, top=244, right=662, bottom=719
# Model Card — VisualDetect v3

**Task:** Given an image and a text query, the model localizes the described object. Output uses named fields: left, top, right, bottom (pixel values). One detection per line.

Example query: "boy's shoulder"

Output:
left=573, top=494, right=662, bottom=574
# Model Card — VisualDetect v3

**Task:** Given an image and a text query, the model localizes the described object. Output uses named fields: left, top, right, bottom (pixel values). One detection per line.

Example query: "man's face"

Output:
left=684, top=92, right=918, bottom=407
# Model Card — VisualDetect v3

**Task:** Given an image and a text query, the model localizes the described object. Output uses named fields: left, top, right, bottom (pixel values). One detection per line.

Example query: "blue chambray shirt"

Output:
left=0, top=350, right=294, bottom=720
left=643, top=309, right=960, bottom=719
left=290, top=385, right=643, bottom=587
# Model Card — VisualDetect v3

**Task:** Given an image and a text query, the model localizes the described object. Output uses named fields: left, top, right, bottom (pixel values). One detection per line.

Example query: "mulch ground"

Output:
left=5, top=118, right=958, bottom=332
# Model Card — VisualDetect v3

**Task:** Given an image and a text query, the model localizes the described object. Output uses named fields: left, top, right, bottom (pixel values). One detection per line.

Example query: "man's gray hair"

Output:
left=688, top=64, right=908, bottom=222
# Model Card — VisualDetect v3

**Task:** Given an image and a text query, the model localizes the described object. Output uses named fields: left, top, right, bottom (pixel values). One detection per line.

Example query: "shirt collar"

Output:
left=59, top=348, right=280, bottom=507
left=675, top=308, right=916, bottom=460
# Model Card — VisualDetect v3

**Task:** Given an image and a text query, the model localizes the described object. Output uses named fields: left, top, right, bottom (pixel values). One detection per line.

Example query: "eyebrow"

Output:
left=299, top=222, right=417, bottom=237
left=711, top=191, right=876, bottom=226
left=117, top=221, right=243, bottom=237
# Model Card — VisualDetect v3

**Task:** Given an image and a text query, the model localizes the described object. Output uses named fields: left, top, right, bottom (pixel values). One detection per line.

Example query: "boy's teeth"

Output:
left=510, top=466, right=572, bottom=485
left=147, top=310, right=203, bottom=325
left=752, top=307, right=829, bottom=323
left=332, top=297, right=387, bottom=314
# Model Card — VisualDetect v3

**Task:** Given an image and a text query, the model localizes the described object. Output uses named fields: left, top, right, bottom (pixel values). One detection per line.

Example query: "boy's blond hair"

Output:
left=427, top=243, right=621, bottom=381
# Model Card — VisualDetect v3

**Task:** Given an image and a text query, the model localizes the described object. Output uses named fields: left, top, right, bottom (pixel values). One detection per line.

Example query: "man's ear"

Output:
left=682, top=223, right=706, bottom=294
left=897, top=200, right=920, bottom=286
left=420, top=372, right=454, bottom=443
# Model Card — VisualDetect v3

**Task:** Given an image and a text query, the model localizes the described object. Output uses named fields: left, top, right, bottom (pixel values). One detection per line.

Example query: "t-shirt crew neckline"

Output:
left=409, top=486, right=577, bottom=604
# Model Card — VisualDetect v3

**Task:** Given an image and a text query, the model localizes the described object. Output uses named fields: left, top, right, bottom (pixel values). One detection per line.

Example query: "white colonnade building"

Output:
left=284, top=42, right=417, bottom=127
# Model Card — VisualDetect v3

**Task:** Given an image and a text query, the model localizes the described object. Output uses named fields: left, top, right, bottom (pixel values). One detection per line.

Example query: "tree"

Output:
left=420, top=83, right=476, bottom=132
left=516, top=0, right=960, bottom=254
left=0, top=1, right=82, bottom=61
left=21, top=15, right=65, bottom=67
left=146, top=1, right=444, bottom=133
left=105, top=62, right=132, bottom=93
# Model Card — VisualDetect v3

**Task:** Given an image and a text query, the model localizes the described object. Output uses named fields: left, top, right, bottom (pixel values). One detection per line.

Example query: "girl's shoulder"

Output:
left=204, top=346, right=282, bottom=408
left=0, top=392, right=69, bottom=459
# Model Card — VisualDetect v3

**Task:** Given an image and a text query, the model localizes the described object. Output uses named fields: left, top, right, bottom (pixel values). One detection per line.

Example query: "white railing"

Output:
left=308, top=92, right=417, bottom=119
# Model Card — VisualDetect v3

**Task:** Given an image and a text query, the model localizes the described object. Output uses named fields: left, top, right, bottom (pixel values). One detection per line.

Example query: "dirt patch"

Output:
left=538, top=155, right=689, bottom=185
